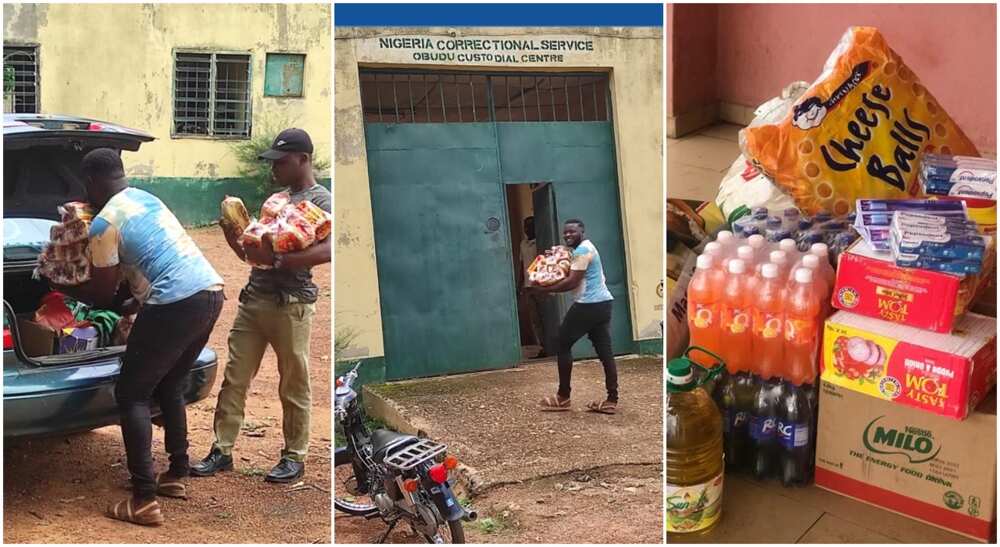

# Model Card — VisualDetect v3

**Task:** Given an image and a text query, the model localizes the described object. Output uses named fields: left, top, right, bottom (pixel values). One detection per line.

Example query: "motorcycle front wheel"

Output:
left=334, top=454, right=378, bottom=517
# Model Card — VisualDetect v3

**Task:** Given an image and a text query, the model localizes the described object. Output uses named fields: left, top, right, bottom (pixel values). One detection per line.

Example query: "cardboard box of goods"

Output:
left=832, top=239, right=982, bottom=333
left=822, top=311, right=996, bottom=419
left=816, top=381, right=996, bottom=542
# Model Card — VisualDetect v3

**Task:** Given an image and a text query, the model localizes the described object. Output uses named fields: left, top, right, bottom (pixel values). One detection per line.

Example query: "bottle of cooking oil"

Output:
left=666, top=347, right=725, bottom=535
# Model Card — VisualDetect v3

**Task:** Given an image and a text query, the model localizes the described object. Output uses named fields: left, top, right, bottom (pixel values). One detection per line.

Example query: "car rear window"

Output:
left=4, top=147, right=88, bottom=220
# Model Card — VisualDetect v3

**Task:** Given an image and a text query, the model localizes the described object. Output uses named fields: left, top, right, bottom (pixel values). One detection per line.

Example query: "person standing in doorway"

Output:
left=58, top=149, right=225, bottom=526
left=529, top=219, right=618, bottom=414
left=191, top=128, right=331, bottom=483
left=518, top=216, right=547, bottom=358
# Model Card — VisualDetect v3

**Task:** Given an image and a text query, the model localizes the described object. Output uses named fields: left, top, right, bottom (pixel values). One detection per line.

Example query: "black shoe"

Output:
left=265, top=457, right=305, bottom=483
left=189, top=448, right=233, bottom=477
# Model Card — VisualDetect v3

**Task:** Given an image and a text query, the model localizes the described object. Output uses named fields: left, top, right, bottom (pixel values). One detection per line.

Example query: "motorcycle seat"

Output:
left=370, top=429, right=419, bottom=459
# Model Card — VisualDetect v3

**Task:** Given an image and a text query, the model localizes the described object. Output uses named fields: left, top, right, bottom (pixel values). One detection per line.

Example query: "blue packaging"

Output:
left=893, top=252, right=983, bottom=275
left=892, top=231, right=987, bottom=261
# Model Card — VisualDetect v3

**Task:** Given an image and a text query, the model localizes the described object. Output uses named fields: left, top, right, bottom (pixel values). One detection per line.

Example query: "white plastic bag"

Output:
left=716, top=82, right=810, bottom=221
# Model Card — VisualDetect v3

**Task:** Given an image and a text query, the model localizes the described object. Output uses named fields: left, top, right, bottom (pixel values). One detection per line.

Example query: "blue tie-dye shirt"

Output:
left=570, top=239, right=613, bottom=304
left=88, top=187, right=223, bottom=305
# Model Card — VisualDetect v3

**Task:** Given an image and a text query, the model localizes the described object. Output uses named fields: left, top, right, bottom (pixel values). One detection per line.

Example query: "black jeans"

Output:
left=115, top=290, right=224, bottom=499
left=557, top=300, right=618, bottom=402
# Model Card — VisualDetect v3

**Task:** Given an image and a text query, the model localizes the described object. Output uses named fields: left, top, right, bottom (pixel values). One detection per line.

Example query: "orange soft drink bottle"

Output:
left=784, top=268, right=820, bottom=386
left=688, top=254, right=722, bottom=367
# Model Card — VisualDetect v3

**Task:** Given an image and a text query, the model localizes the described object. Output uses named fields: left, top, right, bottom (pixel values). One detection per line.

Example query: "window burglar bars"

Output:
left=3, top=46, right=39, bottom=114
left=173, top=52, right=252, bottom=137
left=359, top=70, right=611, bottom=124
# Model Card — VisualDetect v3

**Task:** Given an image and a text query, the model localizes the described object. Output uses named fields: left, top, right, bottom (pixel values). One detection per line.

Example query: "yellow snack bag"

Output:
left=741, top=27, right=980, bottom=215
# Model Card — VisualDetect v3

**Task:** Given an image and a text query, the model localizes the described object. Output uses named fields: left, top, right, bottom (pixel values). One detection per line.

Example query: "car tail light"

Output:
left=3, top=328, right=13, bottom=350
left=428, top=463, right=448, bottom=484
left=402, top=478, right=420, bottom=492
left=87, top=122, right=105, bottom=131
left=443, top=455, right=459, bottom=470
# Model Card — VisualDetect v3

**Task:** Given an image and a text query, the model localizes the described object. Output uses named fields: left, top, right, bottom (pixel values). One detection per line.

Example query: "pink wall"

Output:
left=715, top=3, right=997, bottom=151
left=667, top=3, right=718, bottom=117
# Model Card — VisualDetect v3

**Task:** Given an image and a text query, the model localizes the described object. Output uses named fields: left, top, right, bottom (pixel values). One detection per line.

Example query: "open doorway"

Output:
left=506, top=182, right=571, bottom=361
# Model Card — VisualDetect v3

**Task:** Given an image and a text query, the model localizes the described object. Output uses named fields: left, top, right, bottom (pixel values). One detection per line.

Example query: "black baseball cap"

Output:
left=258, top=128, right=313, bottom=160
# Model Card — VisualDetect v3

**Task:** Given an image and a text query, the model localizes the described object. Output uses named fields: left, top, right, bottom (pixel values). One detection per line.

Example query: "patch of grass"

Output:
left=335, top=416, right=389, bottom=449
left=475, top=516, right=508, bottom=535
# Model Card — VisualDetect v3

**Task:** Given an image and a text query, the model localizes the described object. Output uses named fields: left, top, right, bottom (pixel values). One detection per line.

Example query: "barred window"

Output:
left=359, top=71, right=611, bottom=124
left=3, top=45, right=39, bottom=114
left=173, top=52, right=251, bottom=137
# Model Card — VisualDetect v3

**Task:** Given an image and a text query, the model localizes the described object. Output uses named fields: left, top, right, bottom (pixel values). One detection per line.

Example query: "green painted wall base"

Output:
left=130, top=177, right=332, bottom=227
left=636, top=338, right=663, bottom=356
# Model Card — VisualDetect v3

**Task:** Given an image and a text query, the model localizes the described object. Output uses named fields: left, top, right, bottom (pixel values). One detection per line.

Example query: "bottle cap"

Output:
left=779, top=239, right=797, bottom=253
left=810, top=242, right=830, bottom=257
left=728, top=259, right=746, bottom=274
left=696, top=255, right=713, bottom=270
left=803, top=254, right=820, bottom=268
left=761, top=263, right=779, bottom=279
left=770, top=250, right=788, bottom=264
left=705, top=241, right=722, bottom=255
left=666, top=357, right=694, bottom=388
left=795, top=267, right=814, bottom=283
left=737, top=246, right=754, bottom=261
left=717, top=230, right=734, bottom=244
left=748, top=234, right=765, bottom=248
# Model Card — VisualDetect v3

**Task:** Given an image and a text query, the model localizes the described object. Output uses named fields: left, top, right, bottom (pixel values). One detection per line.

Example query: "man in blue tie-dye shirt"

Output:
left=61, top=149, right=224, bottom=526
left=528, top=218, right=619, bottom=415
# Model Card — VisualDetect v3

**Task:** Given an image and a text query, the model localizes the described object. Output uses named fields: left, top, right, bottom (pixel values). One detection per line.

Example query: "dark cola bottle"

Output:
left=749, top=376, right=781, bottom=480
left=776, top=379, right=815, bottom=486
left=718, top=370, right=753, bottom=472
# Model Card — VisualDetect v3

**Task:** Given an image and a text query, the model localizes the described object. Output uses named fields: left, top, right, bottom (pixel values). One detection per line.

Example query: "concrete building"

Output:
left=3, top=3, right=331, bottom=225
left=335, top=26, right=664, bottom=382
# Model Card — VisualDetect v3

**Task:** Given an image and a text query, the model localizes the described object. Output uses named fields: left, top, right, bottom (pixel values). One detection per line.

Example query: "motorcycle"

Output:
left=334, top=361, right=476, bottom=543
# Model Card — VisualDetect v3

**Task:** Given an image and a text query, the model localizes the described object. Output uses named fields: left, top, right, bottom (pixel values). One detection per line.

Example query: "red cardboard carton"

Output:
left=831, top=239, right=979, bottom=333
left=822, top=311, right=997, bottom=419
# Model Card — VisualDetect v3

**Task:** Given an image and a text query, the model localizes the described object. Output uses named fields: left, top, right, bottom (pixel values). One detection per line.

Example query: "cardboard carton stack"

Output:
left=817, top=203, right=998, bottom=542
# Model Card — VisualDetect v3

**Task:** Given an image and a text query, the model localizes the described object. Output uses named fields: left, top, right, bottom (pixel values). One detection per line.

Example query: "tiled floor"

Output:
left=667, top=123, right=742, bottom=202
left=666, top=123, right=976, bottom=544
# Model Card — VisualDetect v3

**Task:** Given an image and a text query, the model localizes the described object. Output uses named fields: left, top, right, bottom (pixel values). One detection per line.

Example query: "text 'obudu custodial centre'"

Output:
left=335, top=26, right=663, bottom=382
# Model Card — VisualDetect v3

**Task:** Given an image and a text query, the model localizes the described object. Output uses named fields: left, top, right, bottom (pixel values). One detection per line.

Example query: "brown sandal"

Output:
left=156, top=473, right=187, bottom=499
left=539, top=395, right=572, bottom=412
left=587, top=400, right=618, bottom=414
left=106, top=497, right=165, bottom=526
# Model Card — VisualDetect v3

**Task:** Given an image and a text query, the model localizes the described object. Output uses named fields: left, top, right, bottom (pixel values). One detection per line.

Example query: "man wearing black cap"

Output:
left=191, top=128, right=331, bottom=483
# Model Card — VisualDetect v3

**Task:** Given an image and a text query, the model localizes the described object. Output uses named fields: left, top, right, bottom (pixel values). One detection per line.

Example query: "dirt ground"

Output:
left=3, top=227, right=331, bottom=544
left=335, top=357, right=664, bottom=544
left=335, top=464, right=662, bottom=544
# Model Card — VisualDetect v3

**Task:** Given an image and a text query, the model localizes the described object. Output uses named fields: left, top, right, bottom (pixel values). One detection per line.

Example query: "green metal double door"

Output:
left=366, top=121, right=632, bottom=380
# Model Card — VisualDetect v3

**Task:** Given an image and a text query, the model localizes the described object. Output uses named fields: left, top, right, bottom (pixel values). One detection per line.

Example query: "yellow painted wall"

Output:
left=3, top=3, right=331, bottom=179
left=335, top=27, right=663, bottom=360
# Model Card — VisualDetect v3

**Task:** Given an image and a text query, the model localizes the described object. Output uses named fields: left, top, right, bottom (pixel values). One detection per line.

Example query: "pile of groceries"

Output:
left=668, top=26, right=998, bottom=542
left=34, top=202, right=95, bottom=286
left=221, top=193, right=332, bottom=268
left=23, top=201, right=134, bottom=356
left=526, top=246, right=573, bottom=286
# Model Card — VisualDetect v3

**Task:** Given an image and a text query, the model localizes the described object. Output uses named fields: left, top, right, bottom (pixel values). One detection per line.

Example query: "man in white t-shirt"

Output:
left=518, top=217, right=546, bottom=358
